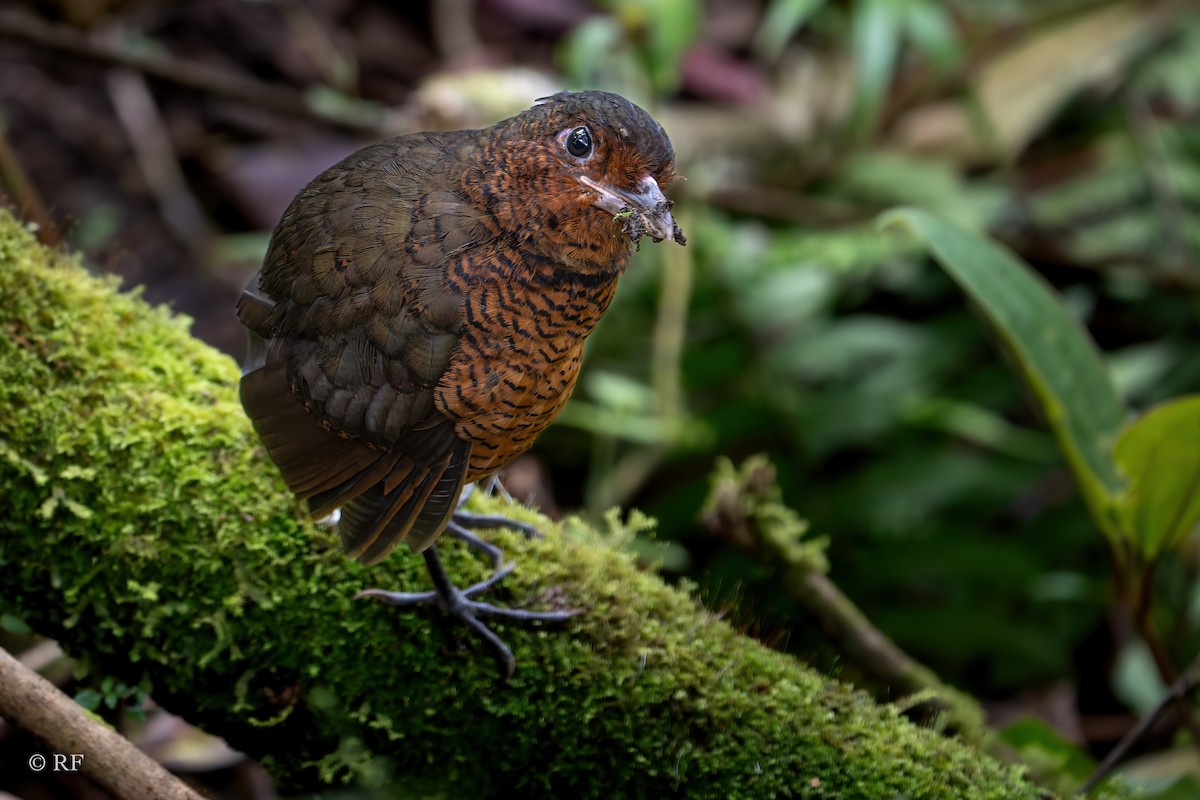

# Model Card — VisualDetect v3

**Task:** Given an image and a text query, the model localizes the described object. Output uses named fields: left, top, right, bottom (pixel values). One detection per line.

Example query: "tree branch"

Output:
left=0, top=208, right=1063, bottom=798
left=0, top=9, right=398, bottom=136
left=0, top=645, right=204, bottom=800
left=700, top=456, right=986, bottom=735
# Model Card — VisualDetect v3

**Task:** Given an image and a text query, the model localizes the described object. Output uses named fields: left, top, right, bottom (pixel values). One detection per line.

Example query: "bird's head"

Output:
left=467, top=91, right=685, bottom=275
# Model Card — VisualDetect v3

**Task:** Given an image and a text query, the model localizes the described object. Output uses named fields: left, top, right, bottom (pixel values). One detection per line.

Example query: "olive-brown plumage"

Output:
left=238, top=91, right=682, bottom=672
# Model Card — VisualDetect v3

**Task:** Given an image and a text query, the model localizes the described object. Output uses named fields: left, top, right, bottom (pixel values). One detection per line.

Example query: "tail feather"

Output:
left=341, top=437, right=470, bottom=565
left=402, top=439, right=471, bottom=554
left=308, top=459, right=413, bottom=520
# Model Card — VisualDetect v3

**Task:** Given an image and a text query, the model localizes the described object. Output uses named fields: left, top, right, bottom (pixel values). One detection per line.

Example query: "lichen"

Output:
left=0, top=209, right=1075, bottom=798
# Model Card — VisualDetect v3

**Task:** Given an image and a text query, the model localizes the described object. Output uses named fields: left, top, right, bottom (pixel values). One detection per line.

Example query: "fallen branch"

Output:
left=0, top=9, right=398, bottom=136
left=0, top=646, right=204, bottom=800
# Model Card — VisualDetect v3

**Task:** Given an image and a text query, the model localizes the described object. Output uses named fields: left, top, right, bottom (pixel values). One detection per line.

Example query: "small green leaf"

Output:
left=642, top=0, right=701, bottom=95
left=560, top=16, right=643, bottom=95
left=1113, top=395, right=1200, bottom=558
left=997, top=717, right=1095, bottom=784
left=1113, top=637, right=1165, bottom=716
left=881, top=208, right=1126, bottom=539
left=74, top=688, right=102, bottom=711
left=753, top=0, right=828, bottom=61
left=851, top=0, right=904, bottom=134
left=302, top=86, right=387, bottom=131
left=903, top=1, right=962, bottom=73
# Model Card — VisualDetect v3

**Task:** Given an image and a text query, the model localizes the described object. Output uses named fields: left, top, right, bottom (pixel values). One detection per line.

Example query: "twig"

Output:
left=793, top=569, right=951, bottom=697
left=280, top=4, right=357, bottom=93
left=0, top=9, right=396, bottom=136
left=651, top=207, right=693, bottom=420
left=603, top=207, right=697, bottom=507
left=432, top=0, right=485, bottom=65
left=1079, top=649, right=1200, bottom=794
left=0, top=645, right=205, bottom=800
left=0, top=118, right=59, bottom=245
left=106, top=67, right=215, bottom=265
left=1132, top=560, right=1200, bottom=755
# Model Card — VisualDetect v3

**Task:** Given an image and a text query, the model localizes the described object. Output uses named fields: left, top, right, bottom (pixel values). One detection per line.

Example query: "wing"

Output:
left=237, top=133, right=491, bottom=564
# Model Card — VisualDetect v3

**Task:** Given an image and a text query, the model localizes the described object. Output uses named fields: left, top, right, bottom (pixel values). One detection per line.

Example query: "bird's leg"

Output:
left=445, top=522, right=504, bottom=569
left=451, top=480, right=540, bottom=538
left=444, top=482, right=541, bottom=569
left=356, top=545, right=577, bottom=677
left=482, top=473, right=514, bottom=502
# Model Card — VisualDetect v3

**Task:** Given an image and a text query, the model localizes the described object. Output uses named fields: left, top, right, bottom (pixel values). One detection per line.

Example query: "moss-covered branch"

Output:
left=701, top=455, right=986, bottom=736
left=0, top=209, right=1050, bottom=799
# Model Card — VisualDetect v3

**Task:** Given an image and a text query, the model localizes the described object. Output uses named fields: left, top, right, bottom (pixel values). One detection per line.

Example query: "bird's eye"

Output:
left=565, top=126, right=593, bottom=158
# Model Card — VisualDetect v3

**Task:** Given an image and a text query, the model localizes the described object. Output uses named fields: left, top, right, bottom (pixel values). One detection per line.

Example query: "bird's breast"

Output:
left=435, top=242, right=619, bottom=478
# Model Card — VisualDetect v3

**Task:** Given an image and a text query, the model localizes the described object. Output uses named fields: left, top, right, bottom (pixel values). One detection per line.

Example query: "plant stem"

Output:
left=1133, top=559, right=1200, bottom=754
left=1079, top=650, right=1200, bottom=794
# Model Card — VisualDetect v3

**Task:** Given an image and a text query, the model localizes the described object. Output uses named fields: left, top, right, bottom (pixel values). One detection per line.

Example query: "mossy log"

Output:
left=0, top=209, right=1049, bottom=799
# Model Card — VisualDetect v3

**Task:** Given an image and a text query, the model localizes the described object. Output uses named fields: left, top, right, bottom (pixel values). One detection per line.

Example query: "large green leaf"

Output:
left=880, top=208, right=1126, bottom=539
left=1113, top=395, right=1200, bottom=559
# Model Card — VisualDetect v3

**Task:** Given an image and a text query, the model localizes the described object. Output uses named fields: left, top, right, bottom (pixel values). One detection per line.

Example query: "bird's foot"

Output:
left=445, top=520, right=505, bottom=568
left=451, top=510, right=540, bottom=540
left=356, top=548, right=576, bottom=677
left=444, top=482, right=541, bottom=568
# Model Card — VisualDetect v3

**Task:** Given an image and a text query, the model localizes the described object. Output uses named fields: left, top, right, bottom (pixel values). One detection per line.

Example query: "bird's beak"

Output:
left=580, top=174, right=685, bottom=244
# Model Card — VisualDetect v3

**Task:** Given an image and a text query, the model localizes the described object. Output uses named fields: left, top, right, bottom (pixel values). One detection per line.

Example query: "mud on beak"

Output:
left=581, top=174, right=686, bottom=245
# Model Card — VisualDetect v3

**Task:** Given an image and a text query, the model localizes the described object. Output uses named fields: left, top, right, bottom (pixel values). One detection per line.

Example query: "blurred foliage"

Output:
left=998, top=717, right=1105, bottom=794
left=885, top=209, right=1127, bottom=543
left=547, top=0, right=1200, bottom=742
left=73, top=672, right=149, bottom=722
left=894, top=212, right=1200, bottom=800
left=561, top=0, right=702, bottom=100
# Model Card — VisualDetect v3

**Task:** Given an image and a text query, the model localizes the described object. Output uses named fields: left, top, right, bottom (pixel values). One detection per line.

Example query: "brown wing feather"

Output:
left=342, top=436, right=470, bottom=565
left=237, top=132, right=491, bottom=561
left=237, top=310, right=467, bottom=561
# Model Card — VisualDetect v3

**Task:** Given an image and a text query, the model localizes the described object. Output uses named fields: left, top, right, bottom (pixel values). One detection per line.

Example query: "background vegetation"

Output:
left=1, top=0, right=1199, bottom=797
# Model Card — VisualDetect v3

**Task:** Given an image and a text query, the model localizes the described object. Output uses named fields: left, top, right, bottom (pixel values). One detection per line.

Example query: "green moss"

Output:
left=0, top=209, right=1060, bottom=798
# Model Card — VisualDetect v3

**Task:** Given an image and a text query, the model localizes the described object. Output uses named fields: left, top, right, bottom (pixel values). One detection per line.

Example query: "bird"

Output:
left=236, top=91, right=684, bottom=675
